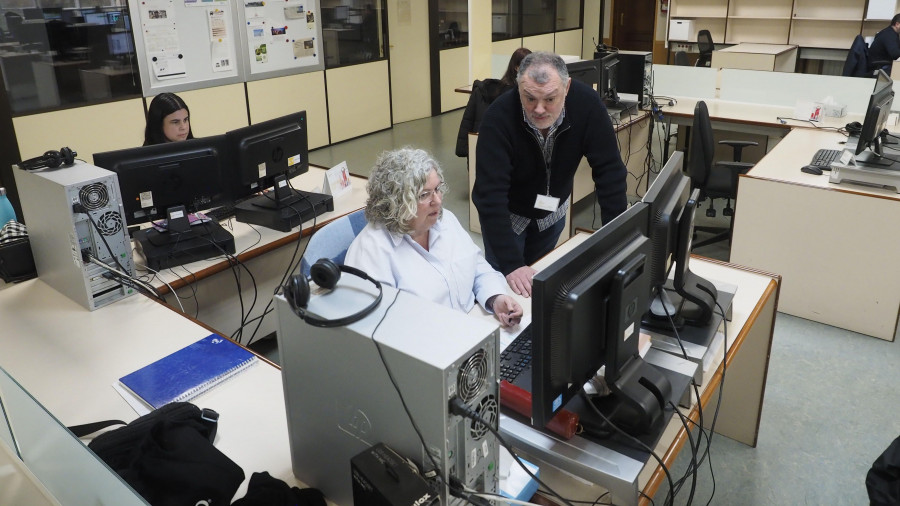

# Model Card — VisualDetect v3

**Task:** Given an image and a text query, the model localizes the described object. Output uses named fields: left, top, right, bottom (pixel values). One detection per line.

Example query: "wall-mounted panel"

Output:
left=14, top=98, right=146, bottom=163
left=554, top=29, right=584, bottom=58
left=326, top=60, right=390, bottom=142
left=492, top=39, right=525, bottom=78
left=440, top=46, right=470, bottom=113
left=246, top=72, right=329, bottom=149
left=522, top=33, right=555, bottom=52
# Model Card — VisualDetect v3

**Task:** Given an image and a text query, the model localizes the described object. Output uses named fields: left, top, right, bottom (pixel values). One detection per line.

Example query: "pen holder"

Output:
left=0, top=237, right=37, bottom=283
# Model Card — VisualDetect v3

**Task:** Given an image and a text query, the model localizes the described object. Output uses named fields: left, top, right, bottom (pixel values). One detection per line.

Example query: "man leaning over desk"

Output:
left=869, top=14, right=900, bottom=72
left=472, top=51, right=627, bottom=297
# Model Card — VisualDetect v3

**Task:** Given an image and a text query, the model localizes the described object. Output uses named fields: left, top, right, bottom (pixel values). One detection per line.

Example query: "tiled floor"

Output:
left=303, top=109, right=900, bottom=505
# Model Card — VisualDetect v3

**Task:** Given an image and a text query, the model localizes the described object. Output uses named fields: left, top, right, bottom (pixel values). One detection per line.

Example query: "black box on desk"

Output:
left=351, top=443, right=438, bottom=506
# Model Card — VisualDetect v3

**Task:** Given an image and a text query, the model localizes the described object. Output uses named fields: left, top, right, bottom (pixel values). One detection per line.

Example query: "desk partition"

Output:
left=719, top=69, right=878, bottom=114
left=651, top=65, right=718, bottom=100
left=0, top=365, right=145, bottom=504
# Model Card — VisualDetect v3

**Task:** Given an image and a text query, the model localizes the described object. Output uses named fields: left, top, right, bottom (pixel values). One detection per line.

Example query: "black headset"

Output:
left=18, top=147, right=77, bottom=171
left=283, top=258, right=383, bottom=328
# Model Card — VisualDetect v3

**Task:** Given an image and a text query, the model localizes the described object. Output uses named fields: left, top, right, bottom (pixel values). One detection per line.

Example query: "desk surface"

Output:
left=0, top=230, right=778, bottom=505
left=717, top=43, right=798, bottom=56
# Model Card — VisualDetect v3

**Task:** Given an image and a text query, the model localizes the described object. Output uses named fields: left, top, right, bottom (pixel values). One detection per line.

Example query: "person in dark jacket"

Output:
left=472, top=51, right=627, bottom=297
left=869, top=14, right=900, bottom=72
left=455, top=47, right=531, bottom=158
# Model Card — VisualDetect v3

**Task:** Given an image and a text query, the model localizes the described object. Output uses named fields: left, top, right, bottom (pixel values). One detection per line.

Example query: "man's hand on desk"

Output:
left=505, top=266, right=536, bottom=298
left=492, top=295, right=523, bottom=328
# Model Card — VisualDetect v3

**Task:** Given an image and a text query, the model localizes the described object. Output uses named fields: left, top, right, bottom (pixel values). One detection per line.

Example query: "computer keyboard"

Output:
left=499, top=324, right=532, bottom=384
left=810, top=148, right=841, bottom=169
left=203, top=204, right=235, bottom=221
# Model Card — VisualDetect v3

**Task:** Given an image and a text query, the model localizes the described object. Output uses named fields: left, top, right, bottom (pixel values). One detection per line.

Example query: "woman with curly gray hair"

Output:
left=345, top=148, right=522, bottom=327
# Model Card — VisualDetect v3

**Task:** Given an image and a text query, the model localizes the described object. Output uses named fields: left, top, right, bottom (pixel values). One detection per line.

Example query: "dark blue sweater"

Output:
left=869, top=27, right=900, bottom=67
left=472, top=79, right=627, bottom=275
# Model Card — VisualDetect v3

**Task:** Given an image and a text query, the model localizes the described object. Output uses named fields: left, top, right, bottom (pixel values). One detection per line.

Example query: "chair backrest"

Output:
left=688, top=101, right=715, bottom=190
left=842, top=35, right=871, bottom=77
left=299, top=208, right=367, bottom=277
left=674, top=51, right=689, bottom=66
left=696, top=30, right=714, bottom=67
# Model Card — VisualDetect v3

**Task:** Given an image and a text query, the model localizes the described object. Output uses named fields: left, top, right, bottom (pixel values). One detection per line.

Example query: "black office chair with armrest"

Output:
left=674, top=51, right=689, bottom=66
left=696, top=30, right=714, bottom=67
left=687, top=101, right=757, bottom=249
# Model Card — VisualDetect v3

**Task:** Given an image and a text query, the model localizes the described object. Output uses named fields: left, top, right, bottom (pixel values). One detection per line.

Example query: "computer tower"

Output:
left=275, top=279, right=500, bottom=506
left=612, top=50, right=653, bottom=109
left=13, top=161, right=135, bottom=310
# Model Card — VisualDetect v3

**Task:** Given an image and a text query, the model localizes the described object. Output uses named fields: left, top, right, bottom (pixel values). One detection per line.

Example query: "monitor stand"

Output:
left=134, top=219, right=235, bottom=271
left=584, top=357, right=673, bottom=438
left=233, top=175, right=334, bottom=232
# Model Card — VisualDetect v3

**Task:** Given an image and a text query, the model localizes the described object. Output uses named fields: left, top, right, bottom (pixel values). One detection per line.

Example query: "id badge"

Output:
left=534, top=194, right=560, bottom=212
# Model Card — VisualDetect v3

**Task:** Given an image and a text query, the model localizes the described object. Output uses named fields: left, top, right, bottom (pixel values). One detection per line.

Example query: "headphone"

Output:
left=283, top=258, right=383, bottom=328
left=18, top=147, right=77, bottom=171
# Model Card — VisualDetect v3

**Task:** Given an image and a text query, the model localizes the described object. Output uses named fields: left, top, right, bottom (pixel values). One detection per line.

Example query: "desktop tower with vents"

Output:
left=13, top=161, right=135, bottom=310
left=275, top=281, right=500, bottom=506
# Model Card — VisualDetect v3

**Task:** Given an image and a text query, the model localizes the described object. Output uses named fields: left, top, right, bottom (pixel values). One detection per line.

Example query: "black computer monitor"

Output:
left=226, top=111, right=309, bottom=198
left=107, top=32, right=134, bottom=56
left=641, top=152, right=717, bottom=328
left=599, top=52, right=619, bottom=105
left=854, top=70, right=895, bottom=165
left=94, top=137, right=236, bottom=269
left=94, top=136, right=231, bottom=227
left=566, top=59, right=601, bottom=89
left=530, top=203, right=671, bottom=434
left=223, top=111, right=332, bottom=232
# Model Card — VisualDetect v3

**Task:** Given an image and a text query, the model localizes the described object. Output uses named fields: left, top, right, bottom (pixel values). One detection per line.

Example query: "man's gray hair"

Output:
left=364, top=148, right=445, bottom=235
left=517, top=51, right=569, bottom=85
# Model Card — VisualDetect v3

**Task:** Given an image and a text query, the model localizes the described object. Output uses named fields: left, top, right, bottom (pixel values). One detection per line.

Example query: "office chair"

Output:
left=842, top=35, right=890, bottom=78
left=299, top=208, right=367, bottom=277
left=674, top=51, right=689, bottom=66
left=696, top=30, right=714, bottom=67
left=687, top=101, right=757, bottom=249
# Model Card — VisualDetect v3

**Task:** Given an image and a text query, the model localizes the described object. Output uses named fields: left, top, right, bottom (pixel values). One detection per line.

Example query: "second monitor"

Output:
left=226, top=111, right=334, bottom=232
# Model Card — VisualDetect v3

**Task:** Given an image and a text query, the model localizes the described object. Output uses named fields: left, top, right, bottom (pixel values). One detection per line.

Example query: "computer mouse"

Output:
left=801, top=165, right=823, bottom=175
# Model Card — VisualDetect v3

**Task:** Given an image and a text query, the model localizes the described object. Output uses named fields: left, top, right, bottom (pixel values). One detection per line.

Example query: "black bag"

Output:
left=866, top=435, right=900, bottom=506
left=73, top=402, right=244, bottom=506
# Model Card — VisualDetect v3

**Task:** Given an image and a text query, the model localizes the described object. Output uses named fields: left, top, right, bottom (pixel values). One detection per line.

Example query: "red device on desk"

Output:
left=500, top=380, right=579, bottom=439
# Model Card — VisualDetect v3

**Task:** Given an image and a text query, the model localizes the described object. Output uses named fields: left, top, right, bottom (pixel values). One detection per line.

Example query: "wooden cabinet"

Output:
left=668, top=0, right=884, bottom=50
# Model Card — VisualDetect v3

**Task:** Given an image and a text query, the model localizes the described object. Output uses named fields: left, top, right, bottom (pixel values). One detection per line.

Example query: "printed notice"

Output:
left=293, top=38, right=315, bottom=58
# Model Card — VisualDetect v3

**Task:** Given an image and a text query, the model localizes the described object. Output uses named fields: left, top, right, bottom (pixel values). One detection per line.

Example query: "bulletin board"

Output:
left=239, top=0, right=324, bottom=79
left=128, top=0, right=246, bottom=95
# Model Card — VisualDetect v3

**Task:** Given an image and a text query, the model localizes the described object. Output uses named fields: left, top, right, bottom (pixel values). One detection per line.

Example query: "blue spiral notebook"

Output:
left=119, top=333, right=258, bottom=410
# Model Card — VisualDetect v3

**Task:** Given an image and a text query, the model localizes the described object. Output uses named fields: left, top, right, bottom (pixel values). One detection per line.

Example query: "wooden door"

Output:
left=612, top=0, right=656, bottom=51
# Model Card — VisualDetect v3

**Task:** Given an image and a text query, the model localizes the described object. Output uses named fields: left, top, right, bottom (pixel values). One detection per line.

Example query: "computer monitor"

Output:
left=853, top=70, right=895, bottom=165
left=530, top=203, right=671, bottom=434
left=566, top=59, right=601, bottom=90
left=641, top=152, right=717, bottom=328
left=94, top=136, right=231, bottom=227
left=94, top=137, right=236, bottom=269
left=107, top=32, right=134, bottom=56
left=599, top=52, right=619, bottom=106
left=223, top=111, right=334, bottom=232
left=83, top=12, right=108, bottom=25
left=23, top=8, right=43, bottom=20
left=105, top=11, right=121, bottom=25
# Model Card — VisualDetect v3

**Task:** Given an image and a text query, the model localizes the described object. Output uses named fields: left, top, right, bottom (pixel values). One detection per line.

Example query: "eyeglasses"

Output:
left=418, top=182, right=448, bottom=203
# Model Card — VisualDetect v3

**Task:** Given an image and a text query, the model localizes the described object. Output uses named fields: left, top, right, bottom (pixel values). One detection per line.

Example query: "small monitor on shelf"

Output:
left=530, top=202, right=671, bottom=435
left=93, top=136, right=236, bottom=270
left=224, top=111, right=333, bottom=232
left=107, top=32, right=134, bottom=56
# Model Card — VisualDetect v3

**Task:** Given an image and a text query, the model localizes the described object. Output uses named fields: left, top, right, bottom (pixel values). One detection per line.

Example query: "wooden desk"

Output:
left=145, top=166, right=367, bottom=342
left=711, top=43, right=798, bottom=73
left=731, top=128, right=900, bottom=341
left=469, top=231, right=779, bottom=505
left=467, top=111, right=653, bottom=235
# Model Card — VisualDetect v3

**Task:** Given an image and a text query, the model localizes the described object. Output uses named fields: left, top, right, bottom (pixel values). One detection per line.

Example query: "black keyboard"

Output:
left=810, top=148, right=841, bottom=169
left=203, top=204, right=235, bottom=221
left=499, top=324, right=532, bottom=385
